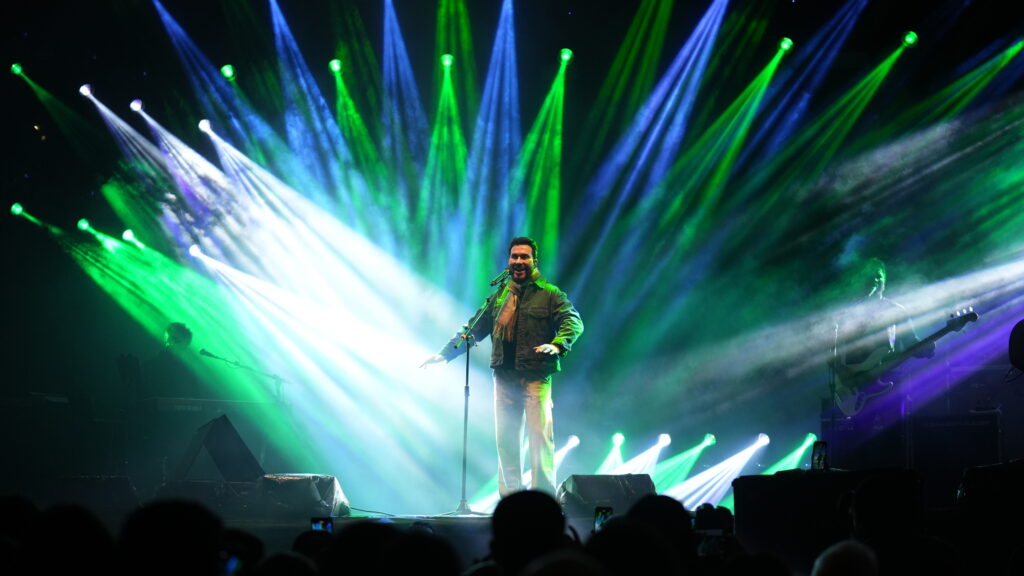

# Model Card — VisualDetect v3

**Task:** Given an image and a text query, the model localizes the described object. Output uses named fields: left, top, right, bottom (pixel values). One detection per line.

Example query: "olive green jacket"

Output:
left=440, top=276, right=583, bottom=375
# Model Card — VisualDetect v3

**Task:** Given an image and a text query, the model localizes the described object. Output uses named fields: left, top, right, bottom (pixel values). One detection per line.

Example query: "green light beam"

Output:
left=508, top=55, right=568, bottom=272
left=435, top=0, right=479, bottom=122
left=574, top=0, right=675, bottom=176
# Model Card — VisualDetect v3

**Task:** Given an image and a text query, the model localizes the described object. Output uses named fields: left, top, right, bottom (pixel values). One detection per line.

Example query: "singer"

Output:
left=420, top=236, right=583, bottom=496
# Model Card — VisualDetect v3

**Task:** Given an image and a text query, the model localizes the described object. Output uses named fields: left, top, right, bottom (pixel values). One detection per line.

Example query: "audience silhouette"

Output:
left=290, top=528, right=332, bottom=563
left=465, top=489, right=577, bottom=576
left=20, top=503, right=117, bottom=575
left=117, top=498, right=226, bottom=576
left=250, top=551, right=318, bottom=576
left=811, top=538, right=879, bottom=576
left=585, top=514, right=684, bottom=576
left=1, top=474, right=1014, bottom=576
left=844, top=472, right=961, bottom=576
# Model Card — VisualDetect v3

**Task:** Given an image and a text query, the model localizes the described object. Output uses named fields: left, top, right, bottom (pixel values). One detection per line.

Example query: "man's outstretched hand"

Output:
left=420, top=354, right=445, bottom=368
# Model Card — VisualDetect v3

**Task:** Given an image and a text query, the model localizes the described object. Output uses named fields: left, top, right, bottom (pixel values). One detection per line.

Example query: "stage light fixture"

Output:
left=10, top=63, right=22, bottom=75
left=188, top=244, right=202, bottom=257
left=11, top=203, right=23, bottom=216
left=441, top=53, right=454, bottom=68
left=123, top=229, right=146, bottom=249
left=79, top=84, right=92, bottom=96
left=779, top=37, right=794, bottom=53
left=612, top=432, right=624, bottom=446
left=658, top=433, right=671, bottom=447
left=198, top=119, right=212, bottom=133
left=77, top=218, right=90, bottom=231
left=704, top=434, right=717, bottom=446
left=757, top=433, right=770, bottom=446
left=902, top=31, right=918, bottom=47
left=329, top=59, right=342, bottom=73
left=560, top=48, right=574, bottom=63
left=130, top=99, right=143, bottom=112
left=567, top=435, right=580, bottom=448
left=220, top=64, right=236, bottom=81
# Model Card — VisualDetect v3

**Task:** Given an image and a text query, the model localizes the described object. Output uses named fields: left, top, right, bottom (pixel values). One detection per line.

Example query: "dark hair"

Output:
left=865, top=257, right=886, bottom=276
left=509, top=236, right=539, bottom=260
left=166, top=322, right=194, bottom=345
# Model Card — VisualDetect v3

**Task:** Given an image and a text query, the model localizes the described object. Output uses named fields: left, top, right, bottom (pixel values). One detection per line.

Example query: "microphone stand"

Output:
left=827, top=325, right=838, bottom=466
left=201, top=350, right=289, bottom=403
left=200, top=350, right=289, bottom=469
left=442, top=281, right=505, bottom=517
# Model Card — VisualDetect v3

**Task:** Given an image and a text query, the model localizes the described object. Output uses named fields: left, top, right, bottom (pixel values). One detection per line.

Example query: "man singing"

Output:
left=421, top=236, right=584, bottom=495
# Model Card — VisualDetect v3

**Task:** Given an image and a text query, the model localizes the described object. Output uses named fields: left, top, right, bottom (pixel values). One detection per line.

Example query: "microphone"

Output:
left=199, top=348, right=220, bottom=360
left=490, top=267, right=511, bottom=286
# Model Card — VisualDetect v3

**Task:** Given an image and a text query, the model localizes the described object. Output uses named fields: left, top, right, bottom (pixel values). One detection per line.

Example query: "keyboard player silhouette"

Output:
left=139, top=322, right=203, bottom=400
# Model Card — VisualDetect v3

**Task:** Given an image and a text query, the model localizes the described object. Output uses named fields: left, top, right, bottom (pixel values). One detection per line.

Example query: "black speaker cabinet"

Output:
left=958, top=459, right=1024, bottom=509
left=820, top=399, right=910, bottom=472
left=556, top=474, right=656, bottom=518
left=732, top=468, right=917, bottom=575
left=911, top=412, right=1002, bottom=509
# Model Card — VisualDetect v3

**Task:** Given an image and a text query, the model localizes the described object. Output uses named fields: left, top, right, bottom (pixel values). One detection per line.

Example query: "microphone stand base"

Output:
left=438, top=499, right=490, bottom=517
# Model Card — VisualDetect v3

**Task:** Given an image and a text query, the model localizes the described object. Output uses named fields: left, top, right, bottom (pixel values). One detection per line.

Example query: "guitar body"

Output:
left=831, top=310, right=979, bottom=417
left=832, top=347, right=896, bottom=416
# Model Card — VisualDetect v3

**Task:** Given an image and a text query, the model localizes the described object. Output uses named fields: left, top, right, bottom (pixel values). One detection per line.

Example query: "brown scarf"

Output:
left=494, top=268, right=540, bottom=342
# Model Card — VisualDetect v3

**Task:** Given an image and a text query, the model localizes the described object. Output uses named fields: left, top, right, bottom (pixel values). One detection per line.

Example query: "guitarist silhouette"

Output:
left=823, top=257, right=980, bottom=472
left=831, top=258, right=936, bottom=417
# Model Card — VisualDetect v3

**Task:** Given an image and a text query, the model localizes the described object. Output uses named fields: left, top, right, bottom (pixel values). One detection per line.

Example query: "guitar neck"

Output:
left=834, top=311, right=977, bottom=416
left=880, top=312, right=976, bottom=369
left=903, top=327, right=950, bottom=356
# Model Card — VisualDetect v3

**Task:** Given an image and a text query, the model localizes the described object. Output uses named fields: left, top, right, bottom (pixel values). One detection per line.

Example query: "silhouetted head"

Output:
left=491, top=490, right=568, bottom=574
left=164, top=322, right=193, bottom=349
left=251, top=551, right=318, bottom=576
left=584, top=515, right=682, bottom=576
left=848, top=471, right=921, bottom=543
left=627, top=494, right=698, bottom=560
left=23, top=503, right=116, bottom=574
left=811, top=538, right=878, bottom=576
left=118, top=499, right=224, bottom=576
left=317, top=520, right=402, bottom=575
left=291, top=528, right=332, bottom=561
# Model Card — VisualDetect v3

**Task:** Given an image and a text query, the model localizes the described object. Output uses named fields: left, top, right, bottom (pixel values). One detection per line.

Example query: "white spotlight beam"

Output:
left=663, top=437, right=768, bottom=510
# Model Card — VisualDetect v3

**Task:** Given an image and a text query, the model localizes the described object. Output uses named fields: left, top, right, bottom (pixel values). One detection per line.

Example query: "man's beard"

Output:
left=512, top=263, right=533, bottom=282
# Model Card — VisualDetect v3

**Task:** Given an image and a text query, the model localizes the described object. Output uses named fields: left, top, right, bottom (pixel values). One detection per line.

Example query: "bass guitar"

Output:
left=832, top=309, right=978, bottom=416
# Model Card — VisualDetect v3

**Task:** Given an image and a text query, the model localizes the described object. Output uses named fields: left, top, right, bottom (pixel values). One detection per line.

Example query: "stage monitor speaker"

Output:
left=170, top=415, right=265, bottom=483
left=556, top=474, right=656, bottom=518
left=957, top=459, right=1024, bottom=511
left=255, top=473, right=351, bottom=518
